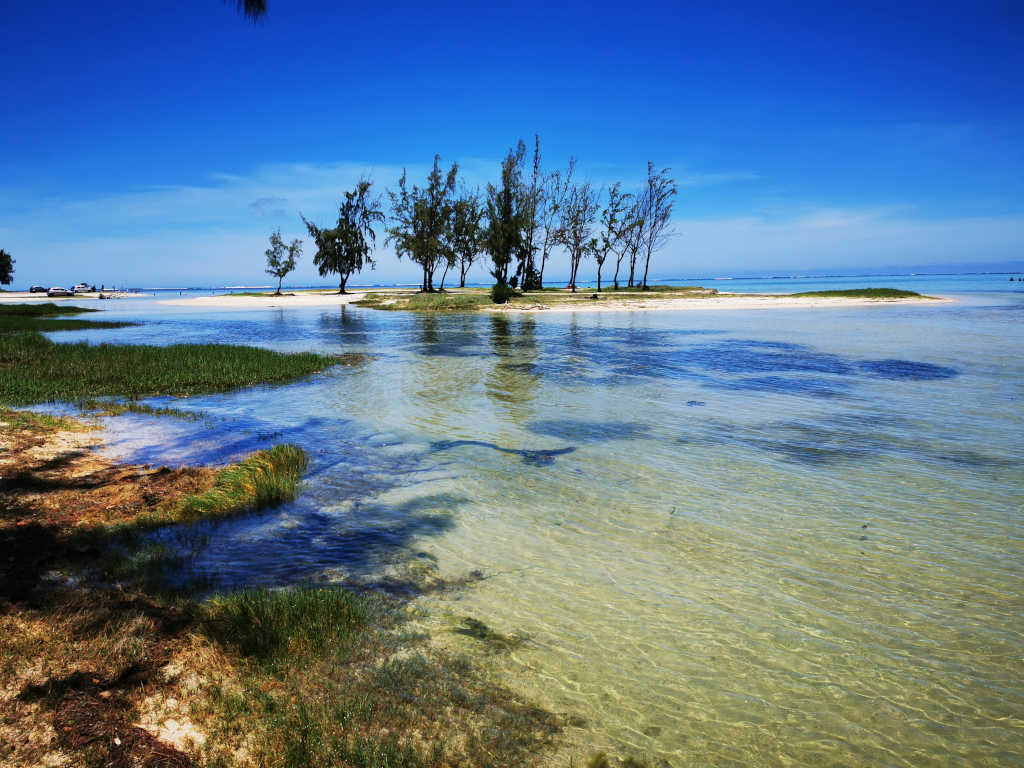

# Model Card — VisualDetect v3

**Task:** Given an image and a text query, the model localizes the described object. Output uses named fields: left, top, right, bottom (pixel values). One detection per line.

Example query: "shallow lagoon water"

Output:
left=53, top=286, right=1024, bottom=766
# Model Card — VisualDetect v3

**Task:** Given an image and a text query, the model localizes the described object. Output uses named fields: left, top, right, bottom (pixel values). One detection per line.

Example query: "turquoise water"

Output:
left=48, top=282, right=1024, bottom=766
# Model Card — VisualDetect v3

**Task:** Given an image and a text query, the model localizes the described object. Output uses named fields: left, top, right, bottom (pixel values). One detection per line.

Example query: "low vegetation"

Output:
left=0, top=332, right=336, bottom=406
left=152, top=444, right=307, bottom=525
left=790, top=288, right=923, bottom=298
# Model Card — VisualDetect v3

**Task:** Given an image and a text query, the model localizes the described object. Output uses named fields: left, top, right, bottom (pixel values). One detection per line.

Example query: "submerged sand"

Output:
left=156, top=290, right=949, bottom=312
left=489, top=293, right=951, bottom=313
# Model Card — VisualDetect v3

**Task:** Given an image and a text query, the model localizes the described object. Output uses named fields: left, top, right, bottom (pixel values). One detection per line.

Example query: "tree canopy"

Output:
left=0, top=250, right=13, bottom=286
left=386, top=156, right=458, bottom=292
left=264, top=229, right=302, bottom=294
left=302, top=180, right=383, bottom=294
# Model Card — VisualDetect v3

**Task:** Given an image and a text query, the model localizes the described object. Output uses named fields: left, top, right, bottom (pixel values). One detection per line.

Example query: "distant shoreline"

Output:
left=153, top=287, right=951, bottom=312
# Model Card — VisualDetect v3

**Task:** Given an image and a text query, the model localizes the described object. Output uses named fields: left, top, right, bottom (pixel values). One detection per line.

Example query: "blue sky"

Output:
left=2, top=0, right=1022, bottom=287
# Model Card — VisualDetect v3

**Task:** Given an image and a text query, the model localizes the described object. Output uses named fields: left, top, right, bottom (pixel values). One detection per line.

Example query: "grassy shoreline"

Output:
left=0, top=303, right=616, bottom=768
left=351, top=285, right=932, bottom=313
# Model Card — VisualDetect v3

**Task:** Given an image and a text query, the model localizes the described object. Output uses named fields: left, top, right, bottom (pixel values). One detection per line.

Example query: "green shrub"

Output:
left=490, top=282, right=520, bottom=304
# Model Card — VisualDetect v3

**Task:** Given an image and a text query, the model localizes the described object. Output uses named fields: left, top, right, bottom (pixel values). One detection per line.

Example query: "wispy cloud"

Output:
left=2, top=160, right=1022, bottom=286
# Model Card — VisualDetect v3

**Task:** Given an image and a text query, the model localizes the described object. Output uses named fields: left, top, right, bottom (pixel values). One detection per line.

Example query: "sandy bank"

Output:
left=0, top=291, right=145, bottom=302
left=159, top=291, right=368, bottom=308
left=487, top=293, right=952, bottom=313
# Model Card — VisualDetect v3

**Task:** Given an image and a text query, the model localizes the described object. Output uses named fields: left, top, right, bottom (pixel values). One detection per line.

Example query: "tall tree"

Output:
left=484, top=142, right=527, bottom=287
left=264, top=229, right=302, bottom=294
left=386, top=156, right=458, bottom=292
left=301, top=180, right=384, bottom=294
left=558, top=181, right=599, bottom=293
left=537, top=159, right=574, bottom=289
left=515, top=135, right=544, bottom=290
left=451, top=188, right=485, bottom=288
left=0, top=249, right=13, bottom=286
left=639, top=163, right=677, bottom=290
left=616, top=198, right=645, bottom=289
left=594, top=183, right=631, bottom=292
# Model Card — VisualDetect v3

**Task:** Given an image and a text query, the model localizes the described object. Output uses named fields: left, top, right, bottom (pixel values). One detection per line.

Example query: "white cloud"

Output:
left=2, top=160, right=1022, bottom=287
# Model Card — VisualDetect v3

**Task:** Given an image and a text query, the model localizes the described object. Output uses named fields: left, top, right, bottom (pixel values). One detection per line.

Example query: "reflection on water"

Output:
left=77, top=294, right=1024, bottom=767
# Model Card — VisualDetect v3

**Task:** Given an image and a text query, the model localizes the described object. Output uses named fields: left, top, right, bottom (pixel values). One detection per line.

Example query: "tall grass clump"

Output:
left=203, top=586, right=368, bottom=664
left=164, top=444, right=308, bottom=523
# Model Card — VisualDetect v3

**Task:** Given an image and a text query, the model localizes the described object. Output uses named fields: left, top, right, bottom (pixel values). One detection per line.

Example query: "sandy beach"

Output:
left=152, top=290, right=952, bottom=312
left=159, top=291, right=368, bottom=308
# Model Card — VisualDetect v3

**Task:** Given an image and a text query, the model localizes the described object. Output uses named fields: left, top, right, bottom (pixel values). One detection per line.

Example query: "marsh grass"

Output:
left=0, top=405, right=87, bottom=434
left=76, top=398, right=204, bottom=421
left=0, top=332, right=337, bottom=406
left=355, top=292, right=494, bottom=312
left=202, top=586, right=369, bottom=665
left=0, top=302, right=100, bottom=317
left=790, top=288, right=923, bottom=298
left=149, top=444, right=307, bottom=525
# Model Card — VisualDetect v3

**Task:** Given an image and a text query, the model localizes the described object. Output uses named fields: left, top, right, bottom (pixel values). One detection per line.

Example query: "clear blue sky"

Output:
left=2, top=0, right=1022, bottom=287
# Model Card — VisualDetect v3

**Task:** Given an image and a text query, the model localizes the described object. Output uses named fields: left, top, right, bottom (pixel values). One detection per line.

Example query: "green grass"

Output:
left=0, top=302, right=99, bottom=317
left=0, top=405, right=86, bottom=434
left=76, top=398, right=203, bottom=420
left=0, top=302, right=129, bottom=333
left=355, top=292, right=494, bottom=312
left=203, top=585, right=368, bottom=665
left=789, top=288, right=923, bottom=298
left=597, top=284, right=706, bottom=292
left=0, top=331, right=337, bottom=406
left=0, top=316, right=135, bottom=332
left=156, top=444, right=308, bottom=524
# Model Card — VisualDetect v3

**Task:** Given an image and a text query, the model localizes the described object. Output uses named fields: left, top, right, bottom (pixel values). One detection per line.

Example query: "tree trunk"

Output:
left=641, top=245, right=652, bottom=290
left=276, top=274, right=283, bottom=295
left=597, top=263, right=602, bottom=292
left=459, top=260, right=467, bottom=288
left=338, top=273, right=348, bottom=294
left=439, top=260, right=451, bottom=292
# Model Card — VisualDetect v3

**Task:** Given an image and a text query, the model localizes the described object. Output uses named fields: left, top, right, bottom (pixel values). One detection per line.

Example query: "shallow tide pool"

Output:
left=59, top=290, right=1024, bottom=766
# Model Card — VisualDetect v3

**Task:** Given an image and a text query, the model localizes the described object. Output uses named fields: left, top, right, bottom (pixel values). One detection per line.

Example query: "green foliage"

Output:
left=387, top=156, right=459, bottom=292
left=451, top=189, right=485, bottom=288
left=484, top=142, right=528, bottom=286
left=144, top=444, right=308, bottom=526
left=303, top=180, right=384, bottom=293
left=265, top=228, right=302, bottom=294
left=0, top=302, right=98, bottom=317
left=790, top=288, right=923, bottom=298
left=203, top=585, right=368, bottom=665
left=0, top=331, right=336, bottom=406
left=558, top=179, right=600, bottom=292
left=0, top=248, right=13, bottom=285
left=234, top=0, right=267, bottom=21
left=490, top=282, right=521, bottom=304
left=595, top=182, right=632, bottom=291
left=638, top=163, right=677, bottom=289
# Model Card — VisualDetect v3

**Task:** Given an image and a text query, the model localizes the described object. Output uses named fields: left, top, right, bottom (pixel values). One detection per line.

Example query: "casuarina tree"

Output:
left=264, top=229, right=302, bottom=294
left=0, top=249, right=13, bottom=286
left=302, top=180, right=384, bottom=294
left=386, top=156, right=458, bottom=292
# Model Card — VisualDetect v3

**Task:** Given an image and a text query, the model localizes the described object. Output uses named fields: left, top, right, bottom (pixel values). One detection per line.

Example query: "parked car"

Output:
left=29, top=285, right=47, bottom=293
left=72, top=283, right=92, bottom=293
left=47, top=286, right=73, bottom=297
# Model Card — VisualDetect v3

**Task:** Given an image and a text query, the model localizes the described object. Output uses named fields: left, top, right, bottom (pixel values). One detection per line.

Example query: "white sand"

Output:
left=159, top=291, right=368, bottom=308
left=487, top=293, right=951, bottom=313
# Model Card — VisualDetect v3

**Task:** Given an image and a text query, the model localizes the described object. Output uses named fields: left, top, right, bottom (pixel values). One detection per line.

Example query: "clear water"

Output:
left=46, top=281, right=1024, bottom=766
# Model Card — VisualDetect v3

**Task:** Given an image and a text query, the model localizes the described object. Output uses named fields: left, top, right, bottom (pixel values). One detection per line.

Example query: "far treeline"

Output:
left=269, top=137, right=677, bottom=302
